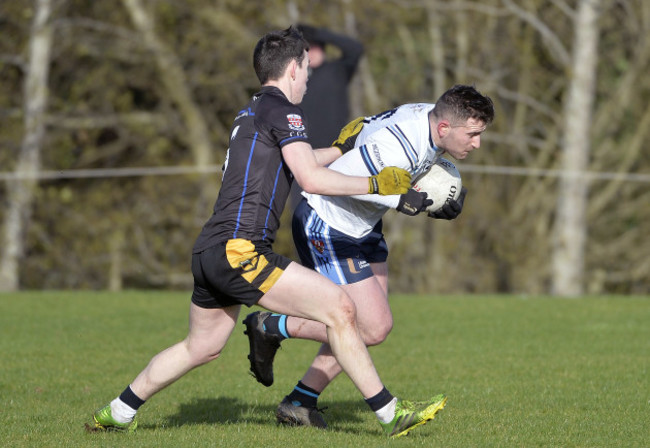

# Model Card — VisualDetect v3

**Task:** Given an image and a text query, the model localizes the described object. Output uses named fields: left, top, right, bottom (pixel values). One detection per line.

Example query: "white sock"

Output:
left=110, top=397, right=137, bottom=424
left=375, top=397, right=398, bottom=423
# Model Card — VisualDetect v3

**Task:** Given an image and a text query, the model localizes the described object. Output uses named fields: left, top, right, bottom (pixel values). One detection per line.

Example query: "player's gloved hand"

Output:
left=368, top=167, right=411, bottom=195
left=397, top=189, right=433, bottom=216
left=332, top=116, right=365, bottom=154
left=428, top=187, right=467, bottom=220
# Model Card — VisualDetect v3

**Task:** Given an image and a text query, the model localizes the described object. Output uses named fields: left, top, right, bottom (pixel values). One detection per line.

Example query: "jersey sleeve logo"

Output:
left=287, top=114, right=305, bottom=131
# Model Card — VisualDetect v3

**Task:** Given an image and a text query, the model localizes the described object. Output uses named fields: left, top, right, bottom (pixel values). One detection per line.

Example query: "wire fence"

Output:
left=1, top=164, right=649, bottom=182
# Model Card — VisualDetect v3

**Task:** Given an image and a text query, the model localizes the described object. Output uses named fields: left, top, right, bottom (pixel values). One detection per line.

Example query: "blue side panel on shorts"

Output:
left=304, top=210, right=349, bottom=285
left=292, top=200, right=379, bottom=286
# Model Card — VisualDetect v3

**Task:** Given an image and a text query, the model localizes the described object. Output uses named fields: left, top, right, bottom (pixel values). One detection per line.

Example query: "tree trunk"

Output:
left=120, top=0, right=219, bottom=289
left=551, top=0, right=601, bottom=297
left=342, top=0, right=365, bottom=118
left=0, top=0, right=53, bottom=292
left=426, top=1, right=446, bottom=97
left=121, top=0, right=217, bottom=204
left=108, top=228, right=124, bottom=292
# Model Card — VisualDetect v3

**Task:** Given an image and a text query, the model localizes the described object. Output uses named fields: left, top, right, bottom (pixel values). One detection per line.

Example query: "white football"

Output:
left=412, top=158, right=462, bottom=213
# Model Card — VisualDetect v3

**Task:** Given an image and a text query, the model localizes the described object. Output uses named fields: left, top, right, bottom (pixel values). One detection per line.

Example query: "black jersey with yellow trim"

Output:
left=193, top=86, right=310, bottom=253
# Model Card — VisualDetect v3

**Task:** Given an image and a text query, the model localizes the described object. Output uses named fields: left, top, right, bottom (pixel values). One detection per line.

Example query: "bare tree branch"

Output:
left=502, top=0, right=572, bottom=67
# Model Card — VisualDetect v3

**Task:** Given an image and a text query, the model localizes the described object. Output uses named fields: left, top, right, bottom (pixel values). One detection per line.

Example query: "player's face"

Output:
left=441, top=117, right=487, bottom=160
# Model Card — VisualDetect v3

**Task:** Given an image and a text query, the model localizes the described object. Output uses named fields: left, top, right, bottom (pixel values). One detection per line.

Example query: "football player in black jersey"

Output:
left=91, top=26, right=442, bottom=438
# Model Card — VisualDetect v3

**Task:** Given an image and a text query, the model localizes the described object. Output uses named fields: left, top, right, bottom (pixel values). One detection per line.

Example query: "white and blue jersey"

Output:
left=304, top=103, right=444, bottom=238
left=293, top=103, right=443, bottom=285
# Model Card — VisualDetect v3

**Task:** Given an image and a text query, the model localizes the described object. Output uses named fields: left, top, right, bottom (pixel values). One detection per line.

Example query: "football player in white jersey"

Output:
left=244, top=85, right=495, bottom=428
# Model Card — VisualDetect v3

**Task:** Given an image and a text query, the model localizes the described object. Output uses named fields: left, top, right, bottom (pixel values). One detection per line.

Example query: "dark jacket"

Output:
left=300, top=28, right=364, bottom=148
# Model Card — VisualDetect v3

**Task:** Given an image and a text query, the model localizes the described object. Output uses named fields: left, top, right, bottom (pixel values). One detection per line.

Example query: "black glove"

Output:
left=429, top=187, right=467, bottom=220
left=397, top=189, right=433, bottom=216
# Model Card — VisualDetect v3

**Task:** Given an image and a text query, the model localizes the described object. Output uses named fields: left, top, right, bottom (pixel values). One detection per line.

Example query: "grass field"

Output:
left=1, top=292, right=648, bottom=447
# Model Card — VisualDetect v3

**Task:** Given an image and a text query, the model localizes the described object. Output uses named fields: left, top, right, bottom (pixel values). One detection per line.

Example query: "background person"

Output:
left=290, top=24, right=364, bottom=210
left=297, top=23, right=364, bottom=148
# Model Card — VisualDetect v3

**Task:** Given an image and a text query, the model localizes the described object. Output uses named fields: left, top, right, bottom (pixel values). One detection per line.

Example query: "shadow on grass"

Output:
left=154, top=396, right=369, bottom=434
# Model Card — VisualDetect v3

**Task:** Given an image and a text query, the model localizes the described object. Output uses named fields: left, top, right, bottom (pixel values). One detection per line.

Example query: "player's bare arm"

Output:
left=311, top=145, right=346, bottom=166
left=282, top=141, right=411, bottom=196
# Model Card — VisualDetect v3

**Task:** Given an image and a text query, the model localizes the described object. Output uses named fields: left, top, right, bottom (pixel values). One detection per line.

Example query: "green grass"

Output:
left=1, top=292, right=648, bottom=447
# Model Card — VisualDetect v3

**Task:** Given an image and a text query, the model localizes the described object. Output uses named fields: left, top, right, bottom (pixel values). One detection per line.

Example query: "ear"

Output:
left=288, top=59, right=297, bottom=81
left=437, top=120, right=451, bottom=138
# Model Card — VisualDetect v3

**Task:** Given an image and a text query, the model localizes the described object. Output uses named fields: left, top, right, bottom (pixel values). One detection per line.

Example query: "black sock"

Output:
left=119, top=385, right=145, bottom=410
left=286, top=381, right=320, bottom=408
left=263, top=314, right=289, bottom=340
left=365, top=387, right=394, bottom=412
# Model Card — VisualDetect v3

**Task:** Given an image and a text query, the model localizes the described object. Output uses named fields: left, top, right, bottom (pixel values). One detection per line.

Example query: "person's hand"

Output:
left=428, top=187, right=467, bottom=220
left=368, top=167, right=411, bottom=195
left=332, top=116, right=365, bottom=154
left=397, top=189, right=433, bottom=216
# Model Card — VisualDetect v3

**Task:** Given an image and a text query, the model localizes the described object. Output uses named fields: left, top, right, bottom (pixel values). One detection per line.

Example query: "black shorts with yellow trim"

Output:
left=191, top=239, right=291, bottom=309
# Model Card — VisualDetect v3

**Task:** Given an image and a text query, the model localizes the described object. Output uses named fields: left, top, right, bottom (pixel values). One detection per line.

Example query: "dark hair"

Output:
left=253, top=26, right=309, bottom=85
left=433, top=85, right=495, bottom=126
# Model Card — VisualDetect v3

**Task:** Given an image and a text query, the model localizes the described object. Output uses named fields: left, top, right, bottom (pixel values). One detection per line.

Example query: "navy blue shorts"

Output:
left=292, top=198, right=388, bottom=285
left=191, top=239, right=291, bottom=309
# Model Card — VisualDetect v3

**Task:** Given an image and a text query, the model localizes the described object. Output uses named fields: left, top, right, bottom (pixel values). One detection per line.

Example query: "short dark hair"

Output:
left=433, top=85, right=495, bottom=126
left=253, top=26, right=309, bottom=85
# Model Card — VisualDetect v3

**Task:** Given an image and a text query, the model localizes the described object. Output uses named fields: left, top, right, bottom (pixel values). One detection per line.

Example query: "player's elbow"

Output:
left=297, top=176, right=321, bottom=194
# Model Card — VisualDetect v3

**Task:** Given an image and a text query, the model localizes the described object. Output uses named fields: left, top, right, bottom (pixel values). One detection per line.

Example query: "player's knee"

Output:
left=362, top=318, right=393, bottom=346
left=185, top=339, right=222, bottom=366
left=200, top=349, right=222, bottom=364
left=194, top=349, right=222, bottom=367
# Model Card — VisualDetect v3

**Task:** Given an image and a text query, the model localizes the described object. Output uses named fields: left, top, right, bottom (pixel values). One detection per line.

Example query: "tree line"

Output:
left=1, top=0, right=648, bottom=295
